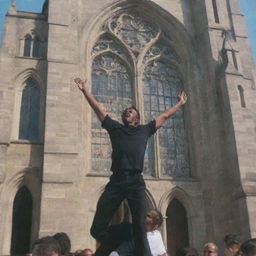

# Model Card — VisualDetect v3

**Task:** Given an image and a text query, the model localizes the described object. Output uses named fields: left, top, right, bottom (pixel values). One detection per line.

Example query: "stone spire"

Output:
left=42, top=0, right=49, bottom=15
left=7, top=0, right=17, bottom=15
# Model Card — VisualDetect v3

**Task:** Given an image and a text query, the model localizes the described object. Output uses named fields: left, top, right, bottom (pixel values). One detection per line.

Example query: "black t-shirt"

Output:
left=102, top=115, right=157, bottom=173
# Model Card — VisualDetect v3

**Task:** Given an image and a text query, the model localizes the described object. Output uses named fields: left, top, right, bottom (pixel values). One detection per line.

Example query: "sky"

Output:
left=0, top=0, right=255, bottom=62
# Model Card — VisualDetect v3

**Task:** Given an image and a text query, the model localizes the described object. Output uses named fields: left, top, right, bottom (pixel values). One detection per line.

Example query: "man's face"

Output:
left=204, top=245, right=218, bottom=256
left=122, top=108, right=139, bottom=125
left=228, top=244, right=240, bottom=254
left=84, top=251, right=93, bottom=256
left=146, top=211, right=154, bottom=227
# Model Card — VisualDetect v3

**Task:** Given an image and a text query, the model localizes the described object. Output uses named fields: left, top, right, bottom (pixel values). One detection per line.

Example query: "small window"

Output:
left=23, top=34, right=32, bottom=57
left=212, top=0, right=220, bottom=24
left=19, top=78, right=40, bottom=141
left=232, top=50, right=238, bottom=70
left=32, top=37, right=40, bottom=57
left=238, top=85, right=246, bottom=108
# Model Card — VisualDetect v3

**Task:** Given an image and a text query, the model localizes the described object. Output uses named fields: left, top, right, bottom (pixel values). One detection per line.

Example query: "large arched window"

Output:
left=11, top=186, right=33, bottom=255
left=91, top=35, right=133, bottom=173
left=90, top=11, right=190, bottom=178
left=19, top=78, right=40, bottom=141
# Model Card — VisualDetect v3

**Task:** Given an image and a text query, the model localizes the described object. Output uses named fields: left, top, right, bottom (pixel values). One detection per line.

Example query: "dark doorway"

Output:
left=166, top=198, right=189, bottom=256
left=11, top=186, right=33, bottom=255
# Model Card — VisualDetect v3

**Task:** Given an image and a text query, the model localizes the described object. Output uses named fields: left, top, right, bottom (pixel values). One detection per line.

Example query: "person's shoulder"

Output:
left=151, top=230, right=162, bottom=238
left=102, top=114, right=123, bottom=126
left=153, top=230, right=161, bottom=235
left=141, top=119, right=157, bottom=133
left=102, top=115, right=122, bottom=129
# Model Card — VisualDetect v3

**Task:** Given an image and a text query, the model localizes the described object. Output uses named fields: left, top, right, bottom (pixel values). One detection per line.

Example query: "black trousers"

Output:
left=90, top=173, right=152, bottom=256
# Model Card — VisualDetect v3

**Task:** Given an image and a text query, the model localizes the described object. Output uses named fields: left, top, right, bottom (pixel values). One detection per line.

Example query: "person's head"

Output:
left=224, top=234, right=241, bottom=254
left=240, top=239, right=256, bottom=256
left=121, top=107, right=140, bottom=126
left=203, top=243, right=218, bottom=256
left=176, top=248, right=199, bottom=256
left=83, top=249, right=93, bottom=256
left=74, top=249, right=84, bottom=256
left=32, top=236, right=61, bottom=256
left=146, top=209, right=163, bottom=231
left=52, top=232, right=71, bottom=255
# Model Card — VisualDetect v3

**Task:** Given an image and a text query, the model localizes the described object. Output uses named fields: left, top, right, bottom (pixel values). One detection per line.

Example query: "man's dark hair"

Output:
left=224, top=234, right=240, bottom=246
left=32, top=236, right=61, bottom=256
left=240, top=239, right=256, bottom=256
left=177, top=248, right=199, bottom=256
left=53, top=232, right=71, bottom=255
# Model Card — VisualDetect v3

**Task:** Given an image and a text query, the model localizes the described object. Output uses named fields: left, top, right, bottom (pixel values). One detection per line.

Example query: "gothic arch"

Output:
left=0, top=168, right=41, bottom=255
left=92, top=32, right=135, bottom=71
left=11, top=186, right=33, bottom=254
left=11, top=69, right=45, bottom=142
left=17, top=25, right=45, bottom=41
left=158, top=186, right=196, bottom=249
left=16, top=21, right=47, bottom=49
left=81, top=0, right=195, bottom=76
left=80, top=0, right=201, bottom=179
left=84, top=1, right=196, bottom=177
left=17, top=27, right=45, bottom=58
left=15, top=69, right=44, bottom=90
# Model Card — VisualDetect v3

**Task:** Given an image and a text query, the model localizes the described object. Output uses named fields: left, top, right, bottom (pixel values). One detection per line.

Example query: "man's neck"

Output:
left=124, top=121, right=138, bottom=127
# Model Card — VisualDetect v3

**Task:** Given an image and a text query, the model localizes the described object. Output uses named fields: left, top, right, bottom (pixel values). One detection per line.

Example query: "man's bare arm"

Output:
left=155, top=91, right=187, bottom=129
left=74, top=78, right=107, bottom=122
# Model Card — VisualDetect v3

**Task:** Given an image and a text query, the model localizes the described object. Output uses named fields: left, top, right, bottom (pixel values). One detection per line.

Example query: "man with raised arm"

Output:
left=74, top=77, right=187, bottom=256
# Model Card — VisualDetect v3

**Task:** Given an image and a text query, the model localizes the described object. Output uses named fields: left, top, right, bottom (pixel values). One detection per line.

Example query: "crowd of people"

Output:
left=31, top=232, right=93, bottom=256
left=30, top=213, right=256, bottom=256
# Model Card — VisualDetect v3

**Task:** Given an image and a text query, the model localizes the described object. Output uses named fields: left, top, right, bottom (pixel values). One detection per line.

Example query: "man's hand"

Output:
left=155, top=91, right=188, bottom=129
left=74, top=77, right=107, bottom=122
left=74, top=77, right=88, bottom=92
left=178, top=91, right=188, bottom=105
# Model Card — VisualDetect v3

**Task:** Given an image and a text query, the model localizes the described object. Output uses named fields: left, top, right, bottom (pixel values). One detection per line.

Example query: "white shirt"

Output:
left=147, top=230, right=167, bottom=256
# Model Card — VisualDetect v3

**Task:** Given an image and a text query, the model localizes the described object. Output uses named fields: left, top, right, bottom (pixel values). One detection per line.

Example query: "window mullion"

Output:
left=154, top=132, right=161, bottom=178
left=30, top=39, right=34, bottom=57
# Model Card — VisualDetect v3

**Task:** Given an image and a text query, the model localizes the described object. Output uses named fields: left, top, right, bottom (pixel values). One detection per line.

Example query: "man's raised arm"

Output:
left=74, top=78, right=107, bottom=122
left=155, top=91, right=187, bottom=129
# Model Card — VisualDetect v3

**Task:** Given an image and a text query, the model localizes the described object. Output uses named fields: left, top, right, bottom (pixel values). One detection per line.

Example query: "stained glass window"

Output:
left=91, top=54, right=132, bottom=173
left=143, top=61, right=189, bottom=177
left=23, top=34, right=32, bottom=57
left=32, top=37, right=40, bottom=57
left=90, top=11, right=190, bottom=177
left=109, top=12, right=159, bottom=55
left=19, top=78, right=40, bottom=141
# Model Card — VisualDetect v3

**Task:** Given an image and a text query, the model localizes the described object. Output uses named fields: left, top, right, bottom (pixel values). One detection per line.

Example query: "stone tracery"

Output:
left=90, top=10, right=189, bottom=177
left=108, top=12, right=159, bottom=54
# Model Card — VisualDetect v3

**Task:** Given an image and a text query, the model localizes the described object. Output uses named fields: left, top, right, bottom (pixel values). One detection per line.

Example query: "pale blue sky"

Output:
left=0, top=0, right=255, bottom=62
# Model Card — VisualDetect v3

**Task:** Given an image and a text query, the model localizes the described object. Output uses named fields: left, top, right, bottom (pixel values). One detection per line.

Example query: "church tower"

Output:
left=0, top=0, right=255, bottom=255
